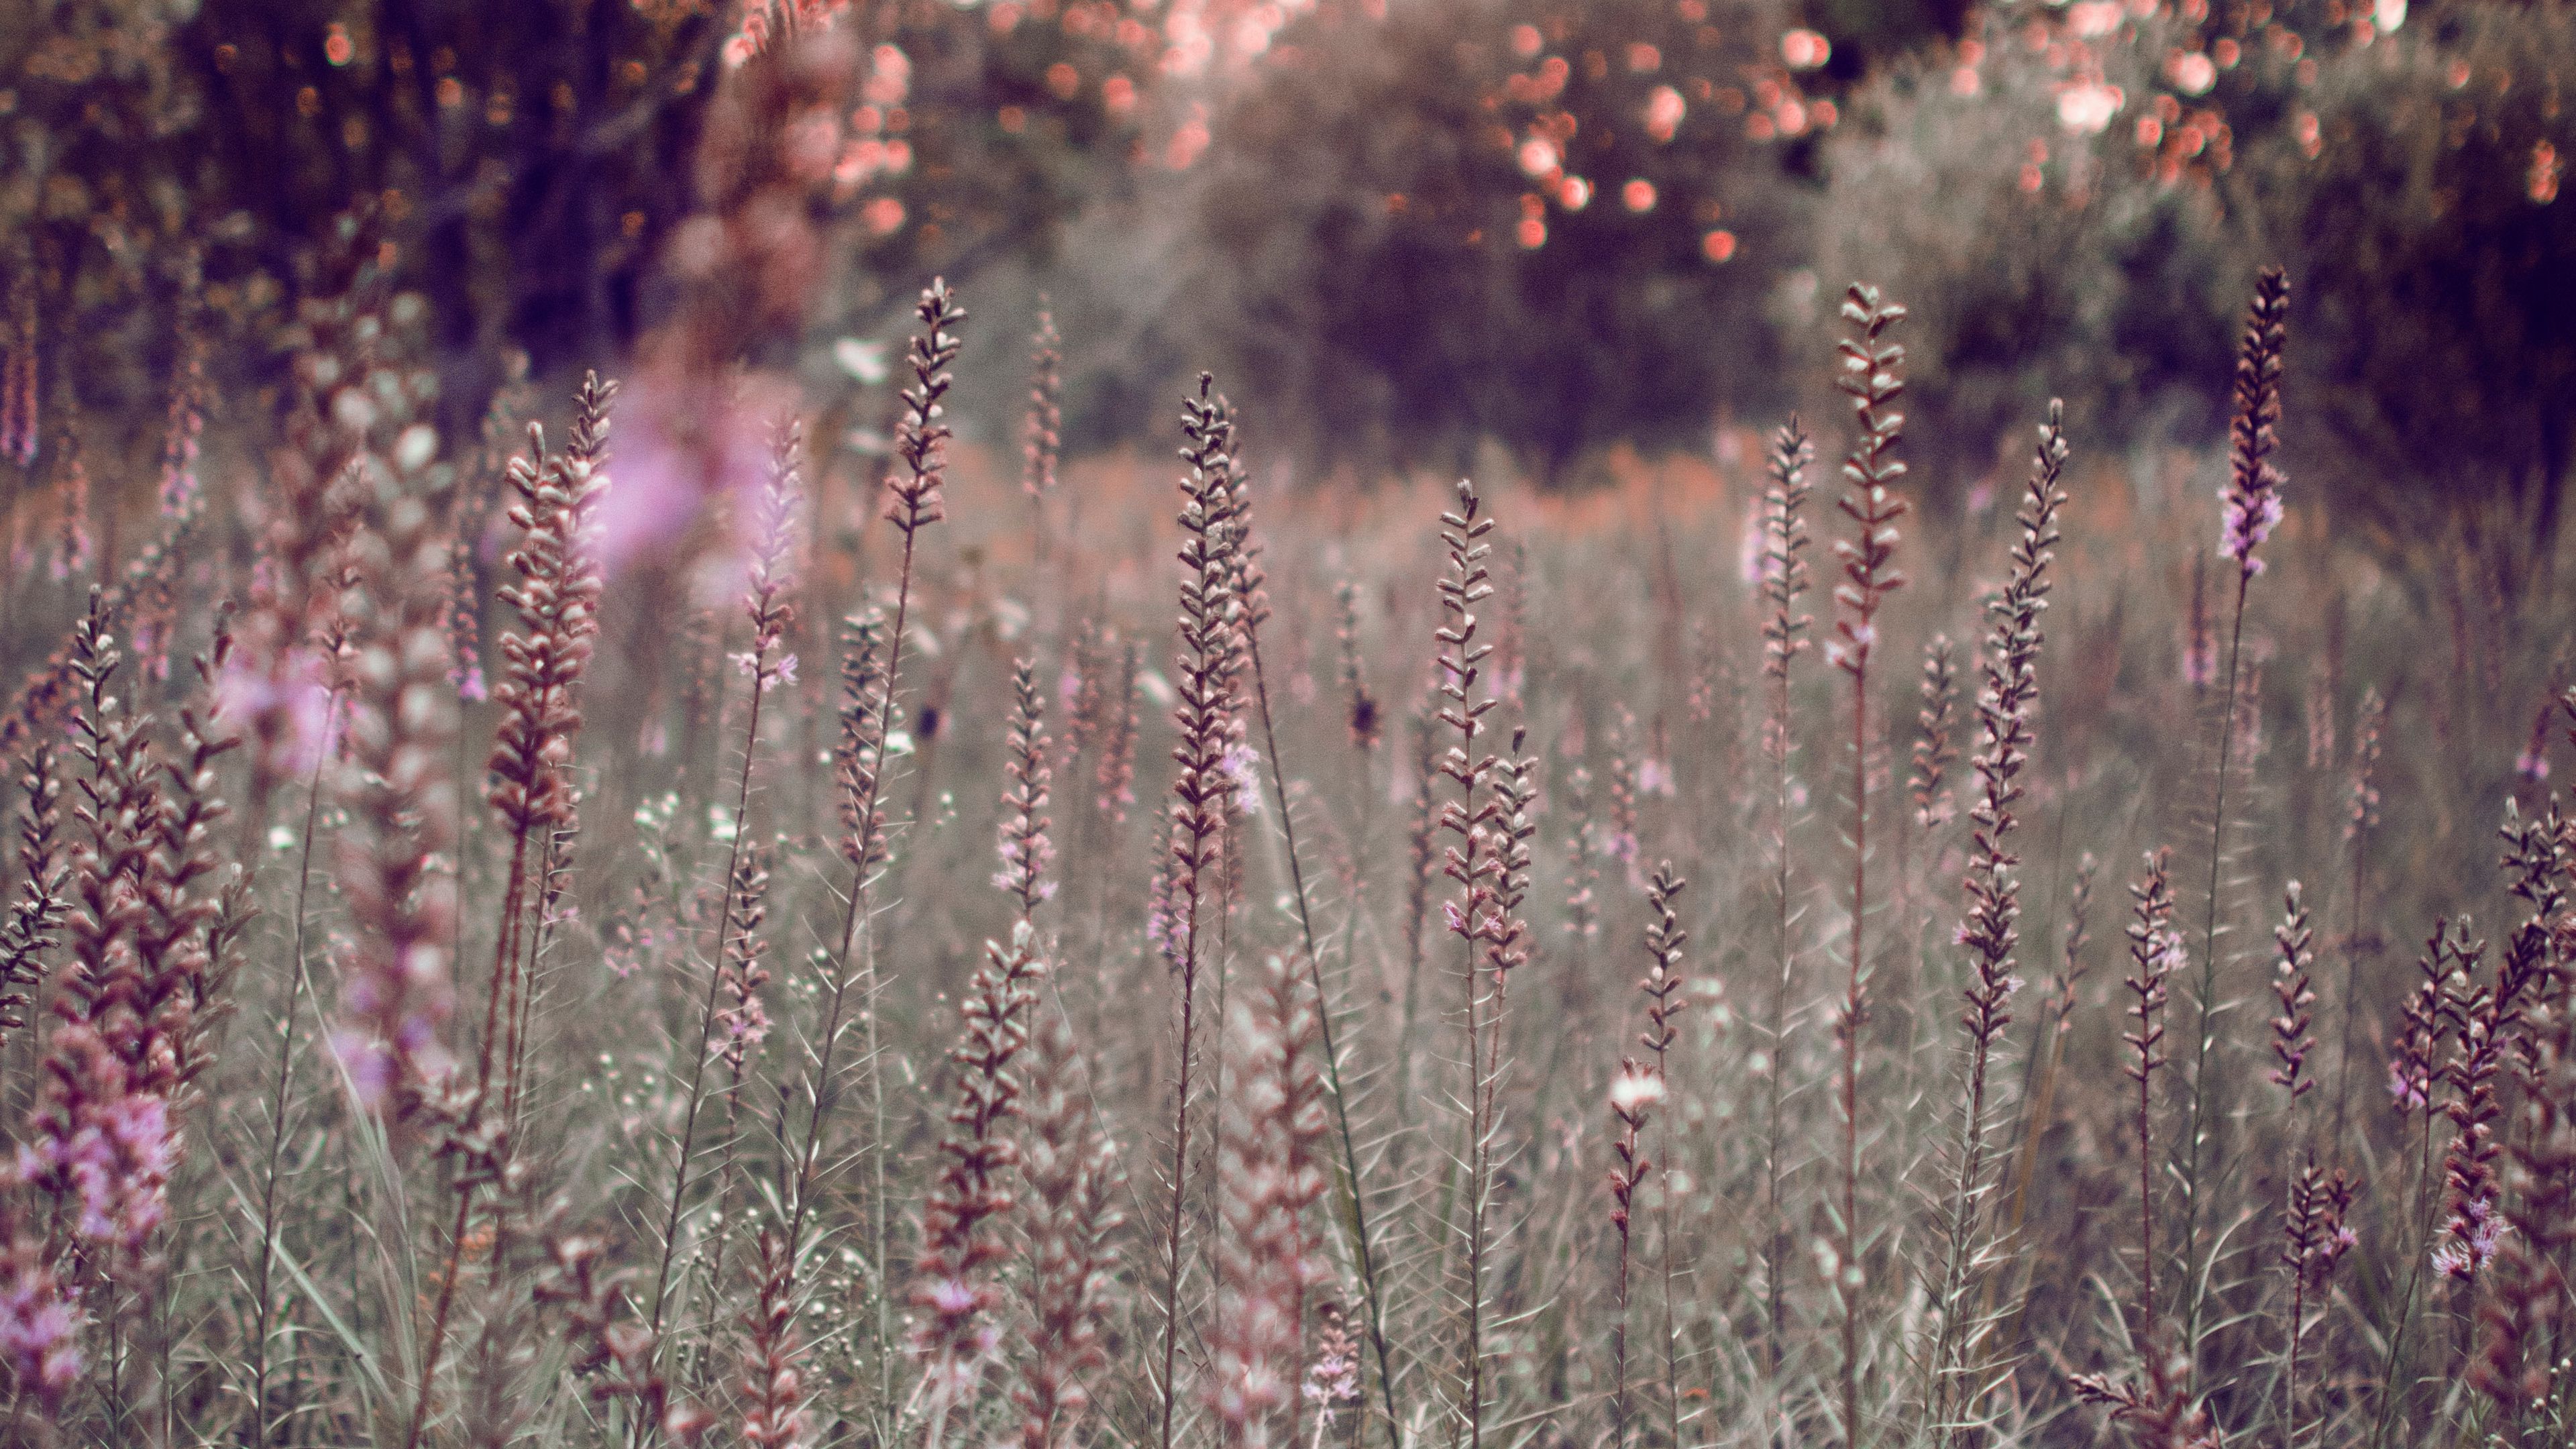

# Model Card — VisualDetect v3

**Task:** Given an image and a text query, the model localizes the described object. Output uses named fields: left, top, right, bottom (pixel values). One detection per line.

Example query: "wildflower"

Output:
left=2220, top=269, right=2292, bottom=580
left=2434, top=1199, right=2507, bottom=1281
left=1610, top=1067, right=1667, bottom=1114
left=1301, top=1307, right=1360, bottom=1426
left=0, top=1238, right=80, bottom=1415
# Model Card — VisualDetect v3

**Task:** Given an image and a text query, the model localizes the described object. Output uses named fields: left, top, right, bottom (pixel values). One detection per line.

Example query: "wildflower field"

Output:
left=1, top=1, right=2574, bottom=1447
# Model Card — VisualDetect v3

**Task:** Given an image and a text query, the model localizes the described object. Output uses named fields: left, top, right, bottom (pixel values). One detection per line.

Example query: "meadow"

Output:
left=3, top=2, right=2576, bottom=1448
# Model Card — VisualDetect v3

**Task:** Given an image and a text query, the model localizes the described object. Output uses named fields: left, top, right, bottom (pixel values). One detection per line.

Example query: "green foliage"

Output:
left=1183, top=0, right=1807, bottom=478
left=2268, top=2, right=2576, bottom=582
left=0, top=0, right=1141, bottom=435
left=1811, top=11, right=2245, bottom=504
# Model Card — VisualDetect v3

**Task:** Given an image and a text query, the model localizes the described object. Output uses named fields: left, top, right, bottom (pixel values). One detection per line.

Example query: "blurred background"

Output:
left=1, top=0, right=2570, bottom=592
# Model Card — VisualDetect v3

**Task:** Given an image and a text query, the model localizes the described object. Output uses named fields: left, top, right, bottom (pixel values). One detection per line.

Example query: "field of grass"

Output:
left=0, top=257, right=2569, bottom=1449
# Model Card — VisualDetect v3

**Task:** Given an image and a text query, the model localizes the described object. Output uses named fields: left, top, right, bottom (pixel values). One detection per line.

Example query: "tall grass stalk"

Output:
left=792, top=280, right=963, bottom=1429
left=1229, top=425, right=1403, bottom=1449
left=1923, top=402, right=2067, bottom=1437
left=1432, top=476, right=1512, bottom=1449
left=1828, top=283, right=1910, bottom=1449
left=1640, top=865, right=1687, bottom=1449
left=2179, top=267, right=2291, bottom=1368
left=643, top=421, right=799, bottom=1364
left=1756, top=419, right=1813, bottom=1383
left=1152, top=374, right=1246, bottom=1449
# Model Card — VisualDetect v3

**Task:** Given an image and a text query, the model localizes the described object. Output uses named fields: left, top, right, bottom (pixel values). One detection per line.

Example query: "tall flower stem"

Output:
left=1925, top=402, right=2068, bottom=1435
left=2180, top=267, right=2291, bottom=1368
left=790, top=280, right=962, bottom=1428
left=644, top=421, right=799, bottom=1360
left=1152, top=376, right=1246, bottom=1449
left=1828, top=284, right=1911, bottom=1449
left=1757, top=420, right=1813, bottom=1384
left=1228, top=415, right=1402, bottom=1449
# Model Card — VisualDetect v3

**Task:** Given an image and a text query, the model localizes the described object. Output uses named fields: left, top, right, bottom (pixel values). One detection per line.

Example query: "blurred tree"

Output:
left=1810, top=11, right=2246, bottom=506
left=0, top=0, right=1150, bottom=449
left=2264, top=1, right=2576, bottom=590
left=1800, top=0, right=1973, bottom=87
left=1184, top=0, right=1811, bottom=480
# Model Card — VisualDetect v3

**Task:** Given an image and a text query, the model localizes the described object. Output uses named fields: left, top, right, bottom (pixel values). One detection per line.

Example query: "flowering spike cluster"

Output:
left=1057, top=623, right=1104, bottom=771
left=2498, top=802, right=2569, bottom=1041
left=1605, top=1052, right=1660, bottom=1440
left=1209, top=954, right=1329, bottom=1449
left=19, top=602, right=186, bottom=1263
left=1478, top=733, right=1539, bottom=989
left=886, top=278, right=965, bottom=538
left=912, top=921, right=1044, bottom=1407
left=2473, top=812, right=2576, bottom=1407
left=0, top=743, right=66, bottom=1041
left=2267, top=883, right=2318, bottom=1101
left=1435, top=480, right=1503, bottom=950
left=739, top=424, right=804, bottom=689
left=1640, top=865, right=1686, bottom=1066
left=1607, top=1059, right=1661, bottom=1236
left=1214, top=398, right=1272, bottom=645
left=2070, top=855, right=2221, bottom=1449
left=3, top=484, right=211, bottom=757
left=2220, top=267, right=2290, bottom=579
left=2389, top=920, right=2461, bottom=1122
left=1828, top=284, right=1909, bottom=679
left=2278, top=1159, right=2357, bottom=1310
left=834, top=610, right=896, bottom=873
left=1302, top=1303, right=1360, bottom=1432
left=1014, top=1003, right=1124, bottom=1449
left=488, top=374, right=615, bottom=837
left=1431, top=476, right=1529, bottom=1449
left=739, top=1229, right=810, bottom=1449
left=226, top=374, right=366, bottom=814
left=996, top=659, right=1058, bottom=922
left=1910, top=635, right=1957, bottom=830
left=2463, top=799, right=2576, bottom=1392
left=332, top=488, right=463, bottom=1115
left=1164, top=374, right=1247, bottom=969
left=1957, top=403, right=2068, bottom=1060
left=154, top=623, right=245, bottom=1095
left=2432, top=920, right=2506, bottom=1281
left=715, top=844, right=773, bottom=1072
left=2121, top=849, right=2182, bottom=1338
left=1023, top=305, right=1061, bottom=500
left=1760, top=420, right=1815, bottom=683
left=2474, top=1042, right=2576, bottom=1407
